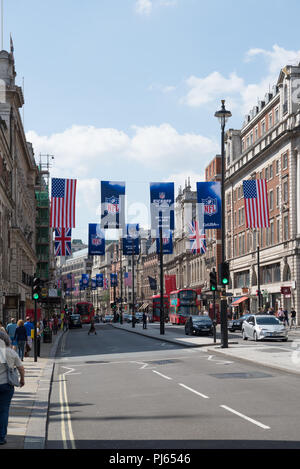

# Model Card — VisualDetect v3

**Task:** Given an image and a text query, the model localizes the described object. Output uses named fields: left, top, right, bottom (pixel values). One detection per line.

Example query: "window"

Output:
left=283, top=215, right=289, bottom=241
left=234, top=271, right=250, bottom=288
left=269, top=190, right=274, bottom=211
left=275, top=108, right=279, bottom=123
left=246, top=136, right=250, bottom=148
left=269, top=163, right=273, bottom=179
left=276, top=218, right=280, bottom=243
left=265, top=167, right=269, bottom=181
left=283, top=179, right=289, bottom=203
left=255, top=127, right=258, bottom=140
left=276, top=159, right=279, bottom=175
left=270, top=221, right=274, bottom=245
left=262, top=121, right=266, bottom=135
left=261, top=263, right=281, bottom=284
left=242, top=139, right=245, bottom=152
left=250, top=132, right=253, bottom=145
left=276, top=186, right=280, bottom=207
left=269, top=113, right=272, bottom=128
left=282, top=152, right=288, bottom=170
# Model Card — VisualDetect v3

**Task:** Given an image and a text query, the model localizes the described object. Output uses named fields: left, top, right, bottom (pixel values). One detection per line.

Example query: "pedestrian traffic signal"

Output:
left=209, top=270, right=217, bottom=291
left=219, top=262, right=230, bottom=286
left=32, top=276, right=41, bottom=300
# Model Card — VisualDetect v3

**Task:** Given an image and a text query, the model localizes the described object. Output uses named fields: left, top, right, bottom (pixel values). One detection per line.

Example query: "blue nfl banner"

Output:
left=79, top=279, right=84, bottom=291
left=156, top=229, right=173, bottom=255
left=91, top=279, right=97, bottom=290
left=196, top=182, right=221, bottom=229
left=101, top=181, right=125, bottom=229
left=88, top=224, right=105, bottom=255
left=96, top=274, right=103, bottom=288
left=82, top=274, right=89, bottom=287
left=123, top=224, right=140, bottom=255
left=150, top=182, right=175, bottom=231
left=110, top=273, right=118, bottom=287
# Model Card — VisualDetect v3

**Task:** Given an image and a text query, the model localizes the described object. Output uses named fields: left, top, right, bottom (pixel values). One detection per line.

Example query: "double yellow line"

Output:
left=59, top=373, right=76, bottom=449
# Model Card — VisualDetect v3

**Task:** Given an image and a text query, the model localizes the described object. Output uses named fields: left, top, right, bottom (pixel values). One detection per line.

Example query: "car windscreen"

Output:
left=192, top=317, right=212, bottom=324
left=256, top=317, right=280, bottom=325
left=71, top=315, right=80, bottom=319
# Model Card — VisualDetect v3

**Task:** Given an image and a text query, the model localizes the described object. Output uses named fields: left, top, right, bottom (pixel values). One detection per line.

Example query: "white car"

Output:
left=242, top=314, right=288, bottom=342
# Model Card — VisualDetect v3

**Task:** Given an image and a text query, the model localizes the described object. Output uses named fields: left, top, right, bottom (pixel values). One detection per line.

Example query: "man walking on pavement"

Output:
left=6, top=319, right=17, bottom=350
left=24, top=317, right=34, bottom=357
left=142, top=311, right=148, bottom=330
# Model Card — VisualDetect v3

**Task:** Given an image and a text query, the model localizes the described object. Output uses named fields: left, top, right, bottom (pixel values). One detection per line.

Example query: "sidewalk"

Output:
left=1, top=329, right=64, bottom=450
left=112, top=322, right=300, bottom=376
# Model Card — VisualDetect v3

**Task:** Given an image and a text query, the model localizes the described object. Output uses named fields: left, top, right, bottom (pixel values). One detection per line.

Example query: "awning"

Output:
left=231, top=296, right=249, bottom=306
left=139, top=303, right=149, bottom=310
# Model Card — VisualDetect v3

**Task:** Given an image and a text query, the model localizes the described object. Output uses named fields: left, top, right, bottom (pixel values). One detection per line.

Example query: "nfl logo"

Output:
left=106, top=196, right=119, bottom=214
left=203, top=197, right=217, bottom=216
left=92, top=236, right=102, bottom=246
left=159, top=192, right=165, bottom=199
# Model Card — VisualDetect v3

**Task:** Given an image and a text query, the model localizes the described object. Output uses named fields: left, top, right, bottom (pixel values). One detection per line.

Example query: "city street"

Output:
left=46, top=323, right=300, bottom=449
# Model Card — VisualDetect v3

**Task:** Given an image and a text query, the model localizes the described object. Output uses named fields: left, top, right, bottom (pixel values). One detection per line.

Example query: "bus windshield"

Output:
left=178, top=306, right=198, bottom=316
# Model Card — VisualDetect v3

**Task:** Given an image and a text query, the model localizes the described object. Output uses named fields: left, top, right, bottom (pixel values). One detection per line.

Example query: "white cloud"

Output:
left=182, top=45, right=300, bottom=116
left=135, top=0, right=153, bottom=15
left=27, top=123, right=218, bottom=177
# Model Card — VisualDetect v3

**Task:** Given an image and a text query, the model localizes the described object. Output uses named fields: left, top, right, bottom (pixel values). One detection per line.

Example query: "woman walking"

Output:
left=14, top=320, right=28, bottom=361
left=88, top=318, right=97, bottom=335
left=0, top=331, right=25, bottom=445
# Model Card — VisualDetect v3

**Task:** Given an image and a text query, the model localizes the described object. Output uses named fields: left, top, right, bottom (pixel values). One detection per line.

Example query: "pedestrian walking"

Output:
left=0, top=331, right=25, bottom=445
left=24, top=317, right=34, bottom=357
left=0, top=321, right=5, bottom=333
left=13, top=320, right=28, bottom=361
left=63, top=314, right=69, bottom=332
left=290, top=308, right=297, bottom=329
left=277, top=308, right=285, bottom=323
left=6, top=319, right=17, bottom=350
left=283, top=309, right=289, bottom=327
left=88, top=318, right=97, bottom=335
left=142, top=311, right=147, bottom=329
left=52, top=315, right=58, bottom=335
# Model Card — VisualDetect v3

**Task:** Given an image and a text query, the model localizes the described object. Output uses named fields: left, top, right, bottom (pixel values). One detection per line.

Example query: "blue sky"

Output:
left=4, top=0, right=300, bottom=242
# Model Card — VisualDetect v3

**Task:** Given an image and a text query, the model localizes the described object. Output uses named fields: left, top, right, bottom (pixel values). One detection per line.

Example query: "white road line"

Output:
left=152, top=370, right=172, bottom=380
left=179, top=383, right=210, bottom=399
left=220, top=405, right=270, bottom=430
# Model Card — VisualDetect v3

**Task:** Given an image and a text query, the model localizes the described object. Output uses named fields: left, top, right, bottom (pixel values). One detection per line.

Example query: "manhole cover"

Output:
left=148, top=359, right=181, bottom=365
left=210, top=372, right=272, bottom=379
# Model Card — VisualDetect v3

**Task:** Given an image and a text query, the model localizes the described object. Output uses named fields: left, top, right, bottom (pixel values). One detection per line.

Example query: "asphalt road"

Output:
left=46, top=323, right=300, bottom=450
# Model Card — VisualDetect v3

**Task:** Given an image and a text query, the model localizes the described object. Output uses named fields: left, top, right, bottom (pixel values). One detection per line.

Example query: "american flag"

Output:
left=188, top=220, right=206, bottom=254
left=243, top=179, right=270, bottom=228
left=50, top=178, right=77, bottom=228
left=54, top=228, right=72, bottom=256
left=124, top=272, right=132, bottom=287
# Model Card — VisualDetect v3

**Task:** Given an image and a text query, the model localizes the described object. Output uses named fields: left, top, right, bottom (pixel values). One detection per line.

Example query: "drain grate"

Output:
left=148, top=359, right=181, bottom=365
left=210, top=372, right=272, bottom=379
left=85, top=360, right=109, bottom=364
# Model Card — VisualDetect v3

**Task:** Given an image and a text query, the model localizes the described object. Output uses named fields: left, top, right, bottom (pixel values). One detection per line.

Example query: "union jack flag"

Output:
left=103, top=278, right=108, bottom=290
left=188, top=220, right=206, bottom=254
left=54, top=228, right=72, bottom=256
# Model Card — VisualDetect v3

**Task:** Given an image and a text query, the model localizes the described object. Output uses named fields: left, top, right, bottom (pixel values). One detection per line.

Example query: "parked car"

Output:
left=185, top=316, right=214, bottom=336
left=126, top=314, right=140, bottom=323
left=69, top=314, right=82, bottom=329
left=103, top=315, right=113, bottom=323
left=228, top=314, right=252, bottom=332
left=242, top=314, right=288, bottom=341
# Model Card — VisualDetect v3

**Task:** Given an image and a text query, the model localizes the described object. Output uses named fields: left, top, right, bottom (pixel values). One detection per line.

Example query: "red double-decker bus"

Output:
left=74, top=301, right=95, bottom=323
left=169, top=289, right=198, bottom=325
left=151, top=295, right=169, bottom=322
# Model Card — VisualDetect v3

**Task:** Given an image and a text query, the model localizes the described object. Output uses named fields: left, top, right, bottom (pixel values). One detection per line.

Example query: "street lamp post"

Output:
left=215, top=99, right=231, bottom=348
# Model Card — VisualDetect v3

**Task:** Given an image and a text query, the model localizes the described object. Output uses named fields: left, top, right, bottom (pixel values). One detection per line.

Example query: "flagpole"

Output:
left=120, top=241, right=123, bottom=324
left=257, top=229, right=262, bottom=311
left=159, top=212, right=165, bottom=335
left=1, top=0, right=3, bottom=51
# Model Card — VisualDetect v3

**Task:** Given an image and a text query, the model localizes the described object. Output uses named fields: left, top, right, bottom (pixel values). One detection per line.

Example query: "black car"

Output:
left=185, top=316, right=213, bottom=336
left=228, top=314, right=252, bottom=332
left=69, top=314, right=82, bottom=328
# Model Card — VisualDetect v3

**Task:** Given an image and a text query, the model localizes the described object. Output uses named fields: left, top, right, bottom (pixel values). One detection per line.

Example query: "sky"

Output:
left=4, top=0, right=300, bottom=243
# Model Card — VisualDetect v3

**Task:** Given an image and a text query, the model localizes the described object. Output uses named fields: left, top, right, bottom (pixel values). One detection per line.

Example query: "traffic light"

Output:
left=219, top=262, right=230, bottom=286
left=209, top=270, right=217, bottom=291
left=32, top=276, right=41, bottom=301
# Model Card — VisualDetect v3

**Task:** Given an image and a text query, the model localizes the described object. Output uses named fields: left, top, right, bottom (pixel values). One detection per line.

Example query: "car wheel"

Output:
left=185, top=329, right=189, bottom=335
left=242, top=329, right=248, bottom=340
left=253, top=331, right=258, bottom=342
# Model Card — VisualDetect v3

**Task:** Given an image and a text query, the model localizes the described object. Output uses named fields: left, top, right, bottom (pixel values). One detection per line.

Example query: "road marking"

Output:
left=152, top=370, right=172, bottom=380
left=59, top=373, right=76, bottom=449
left=179, top=383, right=209, bottom=399
left=220, top=405, right=270, bottom=430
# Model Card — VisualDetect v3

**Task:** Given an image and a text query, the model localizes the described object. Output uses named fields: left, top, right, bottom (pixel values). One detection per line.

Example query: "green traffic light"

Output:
left=33, top=293, right=39, bottom=300
left=222, top=278, right=229, bottom=285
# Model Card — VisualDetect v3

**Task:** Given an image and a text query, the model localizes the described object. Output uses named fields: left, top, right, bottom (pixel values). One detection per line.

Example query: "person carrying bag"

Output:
left=0, top=331, right=25, bottom=445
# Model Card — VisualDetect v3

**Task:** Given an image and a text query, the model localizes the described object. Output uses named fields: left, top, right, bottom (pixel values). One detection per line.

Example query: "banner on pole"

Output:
left=150, top=182, right=174, bottom=232
left=88, top=224, right=105, bottom=255
left=196, top=182, right=221, bottom=229
left=156, top=229, right=173, bottom=254
left=101, top=181, right=125, bottom=229
left=123, top=224, right=140, bottom=255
